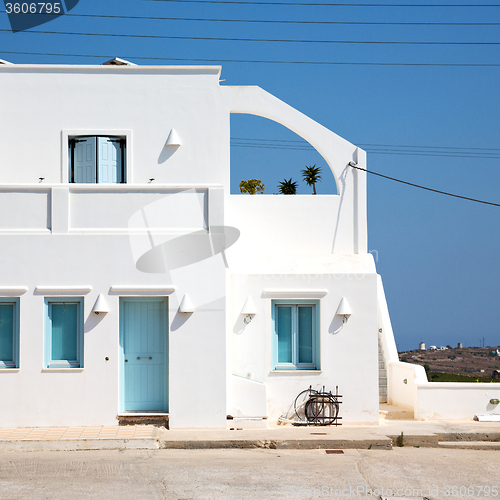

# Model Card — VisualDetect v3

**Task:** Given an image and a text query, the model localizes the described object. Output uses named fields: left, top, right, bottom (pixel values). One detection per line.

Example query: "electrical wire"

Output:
left=2, top=50, right=499, bottom=67
left=231, top=143, right=500, bottom=159
left=348, top=164, right=500, bottom=207
left=230, top=138, right=500, bottom=159
left=0, top=28, right=497, bottom=45
left=234, top=137, right=500, bottom=152
left=2, top=11, right=499, bottom=25
left=144, top=0, right=500, bottom=7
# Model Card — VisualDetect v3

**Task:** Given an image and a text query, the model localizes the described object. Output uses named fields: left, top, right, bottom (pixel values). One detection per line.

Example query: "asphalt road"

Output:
left=0, top=448, right=498, bottom=500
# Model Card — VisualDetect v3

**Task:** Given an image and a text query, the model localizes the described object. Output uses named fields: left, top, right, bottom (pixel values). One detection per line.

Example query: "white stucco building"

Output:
left=0, top=60, right=498, bottom=429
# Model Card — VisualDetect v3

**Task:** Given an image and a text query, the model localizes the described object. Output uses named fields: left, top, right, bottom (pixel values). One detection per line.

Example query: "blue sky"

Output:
left=1, top=0, right=499, bottom=351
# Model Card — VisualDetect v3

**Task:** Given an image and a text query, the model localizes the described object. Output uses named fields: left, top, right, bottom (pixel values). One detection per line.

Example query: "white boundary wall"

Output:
left=378, top=275, right=500, bottom=419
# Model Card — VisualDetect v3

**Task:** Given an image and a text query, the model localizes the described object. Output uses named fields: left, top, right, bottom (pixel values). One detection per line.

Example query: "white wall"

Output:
left=229, top=271, right=379, bottom=423
left=227, top=195, right=356, bottom=254
left=382, top=276, right=500, bottom=420
left=0, top=231, right=228, bottom=428
left=0, top=64, right=375, bottom=428
left=0, top=65, right=229, bottom=188
left=416, top=383, right=500, bottom=420
left=70, top=188, right=208, bottom=231
left=387, top=361, right=426, bottom=413
left=377, top=275, right=399, bottom=363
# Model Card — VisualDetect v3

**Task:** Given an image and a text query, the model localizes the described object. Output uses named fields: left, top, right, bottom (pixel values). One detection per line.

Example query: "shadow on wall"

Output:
left=329, top=315, right=347, bottom=336
left=84, top=310, right=107, bottom=334
left=158, top=145, right=179, bottom=164
left=170, top=310, right=193, bottom=332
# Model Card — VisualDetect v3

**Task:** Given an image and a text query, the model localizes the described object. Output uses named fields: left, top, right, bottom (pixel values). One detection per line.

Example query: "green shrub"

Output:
left=429, top=372, right=500, bottom=383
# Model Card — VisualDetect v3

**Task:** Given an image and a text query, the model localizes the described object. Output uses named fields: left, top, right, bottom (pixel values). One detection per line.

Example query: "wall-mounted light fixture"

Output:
left=92, top=294, right=109, bottom=315
left=241, top=296, right=257, bottom=324
left=179, top=294, right=194, bottom=313
left=336, top=297, right=352, bottom=324
left=165, top=129, right=181, bottom=147
left=39, top=177, right=45, bottom=182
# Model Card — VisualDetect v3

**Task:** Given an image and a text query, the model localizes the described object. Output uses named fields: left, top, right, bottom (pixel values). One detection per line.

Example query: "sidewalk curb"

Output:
left=0, top=438, right=159, bottom=452
left=159, top=438, right=393, bottom=450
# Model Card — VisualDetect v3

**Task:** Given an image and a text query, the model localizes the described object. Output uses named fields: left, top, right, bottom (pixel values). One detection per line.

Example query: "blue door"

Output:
left=73, top=137, right=97, bottom=183
left=97, top=137, right=122, bottom=183
left=120, top=298, right=168, bottom=412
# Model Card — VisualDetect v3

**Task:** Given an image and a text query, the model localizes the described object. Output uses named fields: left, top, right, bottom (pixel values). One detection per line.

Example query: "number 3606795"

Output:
left=5, top=3, right=62, bottom=14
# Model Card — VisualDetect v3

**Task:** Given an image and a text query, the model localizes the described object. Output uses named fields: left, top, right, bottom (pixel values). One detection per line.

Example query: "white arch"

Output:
left=224, top=86, right=361, bottom=193
left=223, top=85, right=367, bottom=254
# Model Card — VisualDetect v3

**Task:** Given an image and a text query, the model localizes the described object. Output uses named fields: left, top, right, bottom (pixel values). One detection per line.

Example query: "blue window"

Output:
left=69, top=136, right=126, bottom=183
left=272, top=300, right=319, bottom=370
left=45, top=298, right=83, bottom=368
left=0, top=298, right=19, bottom=369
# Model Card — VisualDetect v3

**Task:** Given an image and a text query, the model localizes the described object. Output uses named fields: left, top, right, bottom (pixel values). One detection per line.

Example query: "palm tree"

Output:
left=278, top=178, right=298, bottom=195
left=301, top=165, right=322, bottom=195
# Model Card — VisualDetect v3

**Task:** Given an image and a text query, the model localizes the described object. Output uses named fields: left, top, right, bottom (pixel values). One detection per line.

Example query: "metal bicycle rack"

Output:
left=294, top=386, right=342, bottom=426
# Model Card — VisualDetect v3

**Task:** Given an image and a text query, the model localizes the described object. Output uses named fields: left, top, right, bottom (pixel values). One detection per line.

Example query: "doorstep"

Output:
left=118, top=413, right=169, bottom=428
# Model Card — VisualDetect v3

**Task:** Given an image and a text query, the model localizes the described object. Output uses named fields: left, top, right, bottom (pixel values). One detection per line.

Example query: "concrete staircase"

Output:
left=378, top=331, right=415, bottom=420
left=378, top=336, right=388, bottom=403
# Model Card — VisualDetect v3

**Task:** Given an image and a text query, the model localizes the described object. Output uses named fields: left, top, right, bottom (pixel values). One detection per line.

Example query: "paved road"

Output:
left=0, top=448, right=498, bottom=499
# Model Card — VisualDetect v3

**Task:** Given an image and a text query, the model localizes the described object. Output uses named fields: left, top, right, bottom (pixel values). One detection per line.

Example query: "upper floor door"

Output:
left=70, top=136, right=124, bottom=183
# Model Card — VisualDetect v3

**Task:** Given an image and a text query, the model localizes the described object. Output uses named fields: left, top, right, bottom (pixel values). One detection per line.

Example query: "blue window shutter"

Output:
left=273, top=300, right=319, bottom=370
left=73, top=137, right=96, bottom=183
left=298, top=306, right=314, bottom=364
left=50, top=303, right=78, bottom=361
left=45, top=298, right=83, bottom=369
left=97, top=137, right=122, bottom=183
left=0, top=303, right=14, bottom=363
left=276, top=305, right=293, bottom=364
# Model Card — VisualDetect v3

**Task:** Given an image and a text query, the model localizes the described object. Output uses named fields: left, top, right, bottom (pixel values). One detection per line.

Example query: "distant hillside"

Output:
left=398, top=346, right=500, bottom=379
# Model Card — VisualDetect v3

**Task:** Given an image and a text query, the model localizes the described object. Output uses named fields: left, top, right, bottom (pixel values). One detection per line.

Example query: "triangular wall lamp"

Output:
left=241, top=296, right=257, bottom=324
left=166, top=129, right=181, bottom=147
left=92, top=294, right=109, bottom=315
left=179, top=294, right=194, bottom=313
left=336, top=297, right=352, bottom=324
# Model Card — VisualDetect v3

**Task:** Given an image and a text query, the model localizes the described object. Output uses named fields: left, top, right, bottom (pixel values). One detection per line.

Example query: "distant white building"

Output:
left=0, top=61, right=498, bottom=428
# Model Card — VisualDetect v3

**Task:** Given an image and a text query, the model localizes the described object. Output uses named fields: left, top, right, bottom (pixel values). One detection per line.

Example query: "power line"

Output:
left=234, top=137, right=500, bottom=152
left=145, top=0, right=500, bottom=7
left=366, top=151, right=500, bottom=159
left=359, top=143, right=500, bottom=152
left=0, top=28, right=498, bottom=45
left=231, top=142, right=500, bottom=159
left=348, top=164, right=500, bottom=207
left=2, top=50, right=499, bottom=67
left=231, top=138, right=500, bottom=158
left=2, top=11, right=499, bottom=25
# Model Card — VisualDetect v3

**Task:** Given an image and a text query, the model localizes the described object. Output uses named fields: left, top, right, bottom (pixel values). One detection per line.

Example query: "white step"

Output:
left=227, top=417, right=268, bottom=429
left=438, top=441, right=500, bottom=450
left=379, top=404, right=414, bottom=420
